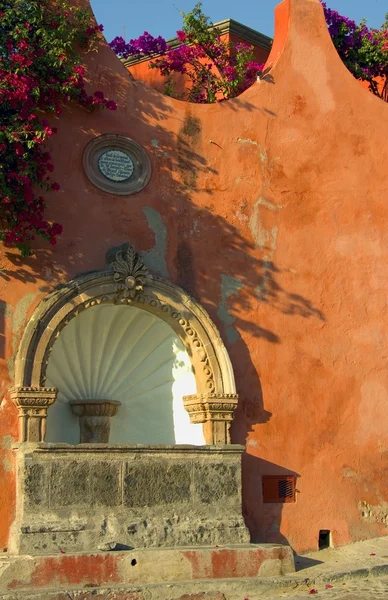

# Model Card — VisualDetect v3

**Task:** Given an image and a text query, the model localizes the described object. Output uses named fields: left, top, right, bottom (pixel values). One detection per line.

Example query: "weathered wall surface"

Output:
left=1, top=0, right=388, bottom=552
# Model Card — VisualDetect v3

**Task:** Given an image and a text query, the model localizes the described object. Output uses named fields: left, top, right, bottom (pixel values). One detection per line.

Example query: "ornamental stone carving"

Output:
left=183, top=393, right=239, bottom=444
left=83, top=134, right=151, bottom=196
left=9, top=387, right=57, bottom=442
left=110, top=243, right=149, bottom=300
left=13, top=242, right=239, bottom=445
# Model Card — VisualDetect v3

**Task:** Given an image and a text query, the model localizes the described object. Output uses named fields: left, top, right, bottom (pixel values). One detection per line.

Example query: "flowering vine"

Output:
left=0, top=0, right=116, bottom=256
left=320, top=2, right=388, bottom=100
left=110, top=3, right=264, bottom=103
left=111, top=2, right=388, bottom=104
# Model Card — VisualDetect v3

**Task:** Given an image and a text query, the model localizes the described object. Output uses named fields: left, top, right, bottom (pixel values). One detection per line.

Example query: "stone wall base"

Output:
left=10, top=443, right=250, bottom=555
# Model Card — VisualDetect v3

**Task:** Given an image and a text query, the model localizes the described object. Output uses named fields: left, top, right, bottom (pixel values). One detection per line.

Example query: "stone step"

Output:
left=3, top=565, right=388, bottom=600
left=0, top=544, right=294, bottom=592
left=0, top=576, right=302, bottom=600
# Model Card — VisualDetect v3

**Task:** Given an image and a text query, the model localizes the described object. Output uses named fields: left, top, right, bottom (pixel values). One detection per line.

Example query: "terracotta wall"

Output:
left=1, top=0, right=388, bottom=553
left=359, top=77, right=387, bottom=101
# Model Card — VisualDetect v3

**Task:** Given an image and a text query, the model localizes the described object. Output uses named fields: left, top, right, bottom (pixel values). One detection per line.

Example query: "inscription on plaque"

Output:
left=98, top=149, right=134, bottom=182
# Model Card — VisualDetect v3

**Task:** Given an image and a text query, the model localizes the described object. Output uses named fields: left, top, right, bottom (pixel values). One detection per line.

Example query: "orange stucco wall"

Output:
left=1, top=0, right=388, bottom=553
left=359, top=77, right=387, bottom=101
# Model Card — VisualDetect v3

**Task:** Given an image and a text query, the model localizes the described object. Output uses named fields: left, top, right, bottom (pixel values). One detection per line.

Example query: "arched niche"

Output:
left=45, top=303, right=204, bottom=445
left=11, top=243, right=239, bottom=445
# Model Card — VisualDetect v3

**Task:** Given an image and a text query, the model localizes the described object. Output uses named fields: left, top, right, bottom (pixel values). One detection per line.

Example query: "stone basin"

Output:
left=69, top=399, right=121, bottom=443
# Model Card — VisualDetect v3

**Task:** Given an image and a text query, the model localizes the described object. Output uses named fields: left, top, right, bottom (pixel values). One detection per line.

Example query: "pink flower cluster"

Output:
left=110, top=12, right=264, bottom=104
left=320, top=0, right=388, bottom=96
left=0, top=1, right=117, bottom=255
left=111, top=2, right=387, bottom=104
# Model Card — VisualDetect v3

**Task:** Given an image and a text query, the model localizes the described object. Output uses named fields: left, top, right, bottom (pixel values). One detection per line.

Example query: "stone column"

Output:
left=183, top=393, right=239, bottom=444
left=9, top=387, right=58, bottom=442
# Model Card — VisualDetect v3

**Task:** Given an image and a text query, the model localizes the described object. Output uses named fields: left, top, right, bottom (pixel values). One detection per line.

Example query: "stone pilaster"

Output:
left=182, top=393, right=239, bottom=444
left=9, top=387, right=57, bottom=442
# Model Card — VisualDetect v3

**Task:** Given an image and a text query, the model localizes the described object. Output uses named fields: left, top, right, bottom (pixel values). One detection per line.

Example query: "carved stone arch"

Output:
left=11, top=244, right=238, bottom=445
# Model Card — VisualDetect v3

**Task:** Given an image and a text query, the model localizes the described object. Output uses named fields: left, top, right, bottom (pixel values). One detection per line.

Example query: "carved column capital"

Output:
left=183, top=393, right=239, bottom=445
left=9, top=386, right=57, bottom=442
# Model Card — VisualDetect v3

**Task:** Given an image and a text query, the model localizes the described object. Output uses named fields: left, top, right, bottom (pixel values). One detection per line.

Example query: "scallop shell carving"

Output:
left=45, top=304, right=205, bottom=445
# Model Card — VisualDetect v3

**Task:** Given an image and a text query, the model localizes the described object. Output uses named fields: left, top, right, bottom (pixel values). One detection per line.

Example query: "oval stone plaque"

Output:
left=98, top=149, right=134, bottom=182
left=83, top=134, right=151, bottom=195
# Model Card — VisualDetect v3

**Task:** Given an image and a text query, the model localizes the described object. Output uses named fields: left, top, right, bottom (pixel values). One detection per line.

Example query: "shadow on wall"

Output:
left=0, top=300, right=6, bottom=359
left=113, top=80, right=325, bottom=546
left=1, top=61, right=325, bottom=543
left=243, top=455, right=301, bottom=546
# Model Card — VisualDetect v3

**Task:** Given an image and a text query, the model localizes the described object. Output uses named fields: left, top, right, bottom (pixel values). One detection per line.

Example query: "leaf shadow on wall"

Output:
left=0, top=70, right=325, bottom=546
left=115, top=82, right=326, bottom=545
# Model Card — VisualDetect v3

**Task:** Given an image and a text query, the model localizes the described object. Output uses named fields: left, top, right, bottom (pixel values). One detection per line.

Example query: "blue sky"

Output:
left=90, top=0, right=388, bottom=45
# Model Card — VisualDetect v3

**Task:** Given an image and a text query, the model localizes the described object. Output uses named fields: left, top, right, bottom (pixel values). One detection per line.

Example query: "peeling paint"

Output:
left=1, top=434, right=15, bottom=450
left=0, top=301, right=13, bottom=321
left=12, top=293, right=36, bottom=335
left=151, top=139, right=169, bottom=158
left=141, top=207, right=169, bottom=278
left=358, top=500, right=388, bottom=526
left=249, top=197, right=282, bottom=252
left=250, top=196, right=283, bottom=302
left=8, top=293, right=37, bottom=380
left=258, top=198, right=283, bottom=212
left=237, top=137, right=258, bottom=146
left=247, top=438, right=260, bottom=448
left=217, top=275, right=243, bottom=344
left=1, top=434, right=15, bottom=472
left=2, top=455, right=12, bottom=472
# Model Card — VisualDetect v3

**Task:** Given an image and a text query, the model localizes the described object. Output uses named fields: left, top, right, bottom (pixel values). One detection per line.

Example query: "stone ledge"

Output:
left=13, top=443, right=246, bottom=455
left=2, top=562, right=388, bottom=600
left=0, top=544, right=295, bottom=591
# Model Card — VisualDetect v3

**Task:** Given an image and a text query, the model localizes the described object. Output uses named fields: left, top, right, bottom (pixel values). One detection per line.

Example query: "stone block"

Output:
left=49, top=461, right=121, bottom=508
left=194, top=463, right=238, bottom=504
left=50, top=461, right=90, bottom=507
left=24, top=462, right=49, bottom=508
left=90, top=461, right=121, bottom=507
left=124, top=462, right=191, bottom=507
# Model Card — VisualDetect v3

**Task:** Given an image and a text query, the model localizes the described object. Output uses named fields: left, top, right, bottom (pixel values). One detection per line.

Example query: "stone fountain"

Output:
left=69, top=399, right=121, bottom=443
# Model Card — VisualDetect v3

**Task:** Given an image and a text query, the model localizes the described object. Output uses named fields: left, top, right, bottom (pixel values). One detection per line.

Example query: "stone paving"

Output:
left=262, top=537, right=388, bottom=600
left=293, top=536, right=388, bottom=580
left=268, top=576, right=388, bottom=600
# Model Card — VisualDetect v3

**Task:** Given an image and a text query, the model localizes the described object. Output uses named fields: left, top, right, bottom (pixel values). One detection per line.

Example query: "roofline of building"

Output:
left=122, top=18, right=273, bottom=67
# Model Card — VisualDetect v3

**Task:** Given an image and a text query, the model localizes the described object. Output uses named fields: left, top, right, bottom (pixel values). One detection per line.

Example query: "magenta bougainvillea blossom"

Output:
left=0, top=0, right=116, bottom=255
left=110, top=3, right=264, bottom=103
left=320, top=1, right=387, bottom=99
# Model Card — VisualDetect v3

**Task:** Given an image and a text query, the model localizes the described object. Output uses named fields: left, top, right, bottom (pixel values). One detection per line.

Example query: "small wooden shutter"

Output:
left=262, top=475, right=296, bottom=503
